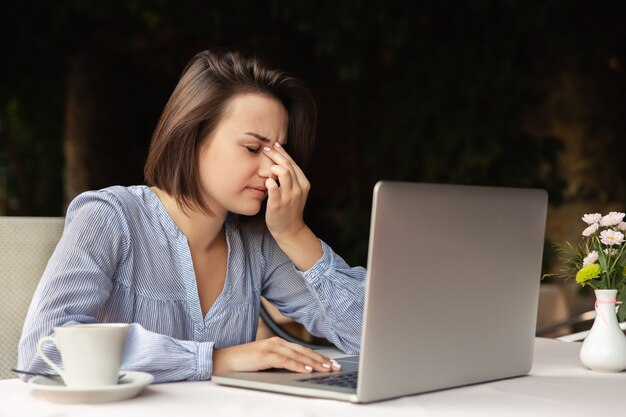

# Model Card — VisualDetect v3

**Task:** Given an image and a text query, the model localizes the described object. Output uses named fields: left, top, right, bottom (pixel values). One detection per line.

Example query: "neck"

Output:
left=152, top=187, right=226, bottom=252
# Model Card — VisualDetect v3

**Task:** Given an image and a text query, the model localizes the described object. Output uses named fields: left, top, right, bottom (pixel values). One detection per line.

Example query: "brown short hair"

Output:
left=144, top=50, right=317, bottom=214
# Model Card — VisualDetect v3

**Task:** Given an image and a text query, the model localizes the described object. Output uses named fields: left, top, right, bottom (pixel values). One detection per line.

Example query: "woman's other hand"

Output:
left=212, top=336, right=341, bottom=375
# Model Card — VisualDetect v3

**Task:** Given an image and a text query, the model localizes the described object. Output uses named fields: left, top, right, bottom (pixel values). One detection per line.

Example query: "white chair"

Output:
left=535, top=284, right=626, bottom=342
left=556, top=313, right=626, bottom=342
left=0, top=217, right=64, bottom=379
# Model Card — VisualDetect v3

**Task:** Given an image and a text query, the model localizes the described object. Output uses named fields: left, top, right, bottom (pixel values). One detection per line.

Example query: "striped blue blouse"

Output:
left=17, top=185, right=366, bottom=383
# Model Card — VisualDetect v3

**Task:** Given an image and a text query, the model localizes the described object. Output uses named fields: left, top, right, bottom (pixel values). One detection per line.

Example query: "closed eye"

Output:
left=245, top=146, right=261, bottom=154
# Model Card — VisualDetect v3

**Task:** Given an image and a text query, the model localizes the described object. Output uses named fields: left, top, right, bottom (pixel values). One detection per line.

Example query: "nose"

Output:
left=256, top=152, right=275, bottom=180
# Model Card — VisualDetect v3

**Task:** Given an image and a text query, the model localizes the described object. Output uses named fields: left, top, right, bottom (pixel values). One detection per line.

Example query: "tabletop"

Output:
left=1, top=338, right=624, bottom=417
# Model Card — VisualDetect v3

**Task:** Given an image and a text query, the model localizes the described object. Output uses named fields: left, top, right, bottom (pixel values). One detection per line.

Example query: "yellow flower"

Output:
left=576, top=263, right=601, bottom=285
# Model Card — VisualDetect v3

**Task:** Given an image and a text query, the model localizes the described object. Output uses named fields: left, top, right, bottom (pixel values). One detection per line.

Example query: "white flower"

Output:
left=582, top=213, right=602, bottom=224
left=600, top=229, right=625, bottom=246
left=583, top=250, right=599, bottom=266
left=604, top=248, right=619, bottom=256
left=582, top=223, right=599, bottom=236
left=600, top=212, right=626, bottom=227
left=618, top=222, right=626, bottom=231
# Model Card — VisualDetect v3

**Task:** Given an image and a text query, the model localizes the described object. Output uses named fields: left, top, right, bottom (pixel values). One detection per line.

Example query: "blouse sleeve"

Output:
left=260, top=236, right=366, bottom=354
left=17, top=191, right=214, bottom=383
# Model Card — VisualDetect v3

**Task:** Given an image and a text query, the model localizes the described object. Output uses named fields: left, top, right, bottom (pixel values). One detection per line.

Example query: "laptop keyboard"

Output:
left=299, top=371, right=358, bottom=389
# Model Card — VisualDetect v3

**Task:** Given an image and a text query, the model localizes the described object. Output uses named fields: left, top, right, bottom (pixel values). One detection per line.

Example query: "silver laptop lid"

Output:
left=357, top=181, right=547, bottom=402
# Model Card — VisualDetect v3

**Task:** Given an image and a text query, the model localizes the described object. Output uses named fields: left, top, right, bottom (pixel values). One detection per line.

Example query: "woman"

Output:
left=17, top=50, right=366, bottom=383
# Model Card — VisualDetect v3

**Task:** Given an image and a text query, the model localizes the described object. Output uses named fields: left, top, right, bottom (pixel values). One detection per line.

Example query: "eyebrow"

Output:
left=244, top=132, right=272, bottom=143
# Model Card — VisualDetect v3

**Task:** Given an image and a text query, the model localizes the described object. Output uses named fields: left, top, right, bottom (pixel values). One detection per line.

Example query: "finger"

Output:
left=266, top=352, right=315, bottom=373
left=263, top=146, right=301, bottom=188
left=270, top=165, right=293, bottom=192
left=266, top=338, right=334, bottom=371
left=283, top=341, right=330, bottom=364
left=272, top=346, right=331, bottom=373
left=265, top=146, right=310, bottom=198
left=272, top=142, right=309, bottom=187
left=270, top=343, right=333, bottom=373
left=265, top=178, right=281, bottom=202
left=263, top=145, right=294, bottom=170
left=276, top=339, right=338, bottom=371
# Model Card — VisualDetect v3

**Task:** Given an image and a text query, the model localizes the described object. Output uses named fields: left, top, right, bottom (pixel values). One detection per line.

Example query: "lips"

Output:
left=248, top=185, right=267, bottom=192
left=246, top=186, right=268, bottom=198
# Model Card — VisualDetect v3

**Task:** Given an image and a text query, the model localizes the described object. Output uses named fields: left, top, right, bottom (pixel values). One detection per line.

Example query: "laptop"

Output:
left=213, top=181, right=548, bottom=403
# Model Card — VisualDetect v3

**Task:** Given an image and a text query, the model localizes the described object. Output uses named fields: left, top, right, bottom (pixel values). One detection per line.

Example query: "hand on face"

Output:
left=262, top=142, right=310, bottom=240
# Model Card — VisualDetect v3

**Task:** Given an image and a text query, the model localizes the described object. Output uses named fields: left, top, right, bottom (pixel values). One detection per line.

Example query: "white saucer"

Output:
left=29, top=371, right=154, bottom=404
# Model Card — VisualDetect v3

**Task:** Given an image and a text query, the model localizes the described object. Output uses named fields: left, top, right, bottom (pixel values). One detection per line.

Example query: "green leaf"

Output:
left=618, top=285, right=626, bottom=322
left=593, top=275, right=608, bottom=289
left=599, top=254, right=607, bottom=272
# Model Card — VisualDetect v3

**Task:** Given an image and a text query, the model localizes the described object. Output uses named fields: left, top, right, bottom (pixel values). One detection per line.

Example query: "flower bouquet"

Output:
left=550, top=211, right=626, bottom=372
left=550, top=211, right=626, bottom=321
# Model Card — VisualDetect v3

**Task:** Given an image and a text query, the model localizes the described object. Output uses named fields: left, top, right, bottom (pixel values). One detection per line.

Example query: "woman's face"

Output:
left=197, top=93, right=289, bottom=217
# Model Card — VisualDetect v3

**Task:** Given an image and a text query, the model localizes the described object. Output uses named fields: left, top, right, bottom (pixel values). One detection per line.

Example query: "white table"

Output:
left=1, top=338, right=624, bottom=417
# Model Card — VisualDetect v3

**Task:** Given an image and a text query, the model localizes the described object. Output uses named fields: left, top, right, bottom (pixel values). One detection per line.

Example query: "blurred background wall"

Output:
left=1, top=1, right=625, bottom=321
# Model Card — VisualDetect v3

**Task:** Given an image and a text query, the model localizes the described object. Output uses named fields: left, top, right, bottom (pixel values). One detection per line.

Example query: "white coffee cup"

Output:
left=36, top=323, right=130, bottom=388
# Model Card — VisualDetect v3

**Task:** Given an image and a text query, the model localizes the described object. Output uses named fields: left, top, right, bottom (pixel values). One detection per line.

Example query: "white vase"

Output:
left=579, top=289, right=626, bottom=372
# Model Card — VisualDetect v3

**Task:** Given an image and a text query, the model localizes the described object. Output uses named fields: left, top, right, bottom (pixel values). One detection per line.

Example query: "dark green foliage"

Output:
left=2, top=1, right=626, bottom=265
